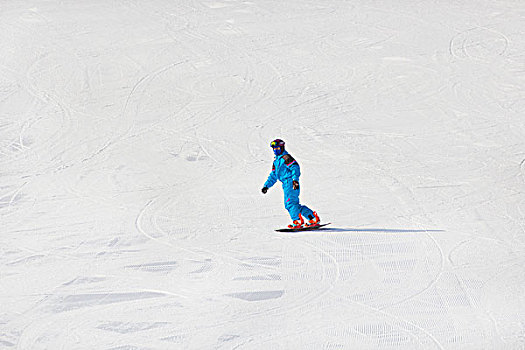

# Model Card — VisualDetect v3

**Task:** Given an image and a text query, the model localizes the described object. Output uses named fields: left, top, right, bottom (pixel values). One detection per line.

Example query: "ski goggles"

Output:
left=270, top=140, right=283, bottom=148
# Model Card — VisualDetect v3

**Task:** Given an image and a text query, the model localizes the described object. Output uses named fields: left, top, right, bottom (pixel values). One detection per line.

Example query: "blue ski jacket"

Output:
left=264, top=151, right=301, bottom=188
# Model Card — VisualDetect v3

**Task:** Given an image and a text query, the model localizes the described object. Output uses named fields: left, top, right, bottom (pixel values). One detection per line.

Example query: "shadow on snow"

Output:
left=315, top=227, right=445, bottom=233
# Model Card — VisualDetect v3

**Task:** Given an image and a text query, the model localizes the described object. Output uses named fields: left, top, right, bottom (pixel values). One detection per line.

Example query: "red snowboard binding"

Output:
left=287, top=214, right=305, bottom=229
left=305, top=211, right=321, bottom=227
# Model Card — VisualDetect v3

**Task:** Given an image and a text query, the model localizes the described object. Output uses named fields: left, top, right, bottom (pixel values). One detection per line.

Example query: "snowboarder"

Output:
left=261, top=139, right=320, bottom=229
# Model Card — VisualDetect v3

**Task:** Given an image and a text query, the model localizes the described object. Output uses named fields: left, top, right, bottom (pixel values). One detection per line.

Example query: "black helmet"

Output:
left=270, top=139, right=285, bottom=148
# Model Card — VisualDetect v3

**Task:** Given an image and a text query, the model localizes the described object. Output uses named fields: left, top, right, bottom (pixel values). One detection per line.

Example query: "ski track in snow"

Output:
left=1, top=0, right=525, bottom=349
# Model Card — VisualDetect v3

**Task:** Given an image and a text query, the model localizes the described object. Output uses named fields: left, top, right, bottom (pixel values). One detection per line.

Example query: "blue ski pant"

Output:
left=282, top=178, right=314, bottom=221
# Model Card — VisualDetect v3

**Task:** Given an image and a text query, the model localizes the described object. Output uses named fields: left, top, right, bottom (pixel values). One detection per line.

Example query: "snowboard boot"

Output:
left=288, top=214, right=304, bottom=229
left=305, top=212, right=320, bottom=227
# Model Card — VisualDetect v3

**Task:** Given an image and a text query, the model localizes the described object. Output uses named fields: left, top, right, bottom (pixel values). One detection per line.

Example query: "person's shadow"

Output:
left=320, top=227, right=444, bottom=233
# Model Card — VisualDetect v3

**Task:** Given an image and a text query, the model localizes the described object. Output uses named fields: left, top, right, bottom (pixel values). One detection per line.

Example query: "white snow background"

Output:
left=1, top=1, right=525, bottom=349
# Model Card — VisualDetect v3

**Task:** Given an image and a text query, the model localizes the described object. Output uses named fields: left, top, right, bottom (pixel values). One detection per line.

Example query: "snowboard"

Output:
left=275, top=223, right=331, bottom=232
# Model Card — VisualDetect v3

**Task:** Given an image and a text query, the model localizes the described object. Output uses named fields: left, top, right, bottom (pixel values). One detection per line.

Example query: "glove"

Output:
left=261, top=187, right=268, bottom=194
left=293, top=180, right=299, bottom=190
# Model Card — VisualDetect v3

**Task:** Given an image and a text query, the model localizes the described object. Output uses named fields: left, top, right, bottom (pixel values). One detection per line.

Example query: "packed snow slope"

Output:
left=1, top=1, right=525, bottom=349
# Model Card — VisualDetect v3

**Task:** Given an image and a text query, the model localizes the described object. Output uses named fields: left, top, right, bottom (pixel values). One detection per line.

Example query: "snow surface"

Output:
left=1, top=0, right=525, bottom=349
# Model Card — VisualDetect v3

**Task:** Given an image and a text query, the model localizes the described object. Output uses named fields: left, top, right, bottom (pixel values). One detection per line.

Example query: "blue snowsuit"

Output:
left=264, top=151, right=314, bottom=221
